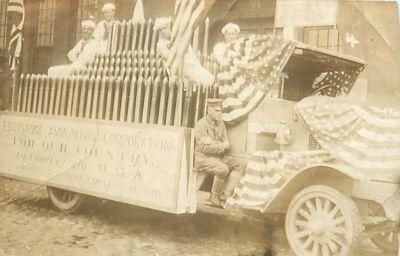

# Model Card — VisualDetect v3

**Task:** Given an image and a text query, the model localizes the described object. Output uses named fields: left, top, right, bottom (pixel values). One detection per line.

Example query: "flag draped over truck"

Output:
left=216, top=35, right=296, bottom=124
left=228, top=96, right=400, bottom=211
left=295, top=95, right=400, bottom=172
left=227, top=150, right=333, bottom=211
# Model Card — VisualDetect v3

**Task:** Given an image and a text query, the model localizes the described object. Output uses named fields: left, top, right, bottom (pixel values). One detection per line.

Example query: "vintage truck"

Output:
left=0, top=19, right=398, bottom=256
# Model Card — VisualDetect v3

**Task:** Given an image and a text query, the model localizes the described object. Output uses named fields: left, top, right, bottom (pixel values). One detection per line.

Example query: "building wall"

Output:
left=337, top=0, right=400, bottom=107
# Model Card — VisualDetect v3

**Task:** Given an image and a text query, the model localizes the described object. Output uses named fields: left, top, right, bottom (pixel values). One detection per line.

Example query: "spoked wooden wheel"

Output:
left=369, top=205, right=399, bottom=252
left=286, top=185, right=361, bottom=256
left=47, top=187, right=85, bottom=213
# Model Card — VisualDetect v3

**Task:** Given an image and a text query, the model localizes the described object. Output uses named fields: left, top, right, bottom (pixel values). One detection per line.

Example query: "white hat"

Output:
left=102, top=3, right=115, bottom=12
left=221, top=23, right=240, bottom=35
left=154, top=17, right=171, bottom=31
left=82, top=19, right=96, bottom=29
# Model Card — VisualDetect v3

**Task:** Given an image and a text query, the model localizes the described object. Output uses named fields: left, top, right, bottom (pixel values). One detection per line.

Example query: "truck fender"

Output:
left=263, top=163, right=370, bottom=213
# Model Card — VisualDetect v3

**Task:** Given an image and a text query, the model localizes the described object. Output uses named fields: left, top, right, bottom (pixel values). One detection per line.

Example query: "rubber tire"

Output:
left=47, top=186, right=85, bottom=213
left=285, top=185, right=361, bottom=256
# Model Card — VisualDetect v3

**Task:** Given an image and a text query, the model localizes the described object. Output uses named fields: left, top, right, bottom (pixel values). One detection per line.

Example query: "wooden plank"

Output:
left=118, top=21, right=126, bottom=53
left=48, top=77, right=57, bottom=115
left=194, top=84, right=201, bottom=123
left=124, top=21, right=132, bottom=52
left=107, top=22, right=113, bottom=54
left=16, top=74, right=24, bottom=112
left=157, top=77, right=168, bottom=125
left=131, top=22, right=138, bottom=52
left=91, top=76, right=101, bottom=119
left=149, top=76, right=160, bottom=124
left=181, top=81, right=192, bottom=127
left=54, top=77, right=63, bottom=115
left=66, top=77, right=74, bottom=116
left=22, top=75, right=30, bottom=112
left=26, top=75, right=35, bottom=113
left=150, top=23, right=158, bottom=56
left=119, top=77, right=129, bottom=121
left=85, top=76, right=95, bottom=118
left=105, top=77, right=113, bottom=120
left=111, top=21, right=119, bottom=53
left=166, top=79, right=176, bottom=126
left=134, top=77, right=144, bottom=123
left=71, top=76, right=80, bottom=117
left=98, top=77, right=108, bottom=120
left=43, top=76, right=50, bottom=115
left=60, top=77, right=68, bottom=116
left=0, top=114, right=191, bottom=214
left=127, top=76, right=137, bottom=122
left=174, top=78, right=184, bottom=126
left=112, top=77, right=122, bottom=121
left=144, top=19, right=152, bottom=54
left=141, top=77, right=152, bottom=123
left=78, top=77, right=87, bottom=118
left=37, top=75, right=45, bottom=114
left=138, top=22, right=145, bottom=52
left=32, top=74, right=39, bottom=113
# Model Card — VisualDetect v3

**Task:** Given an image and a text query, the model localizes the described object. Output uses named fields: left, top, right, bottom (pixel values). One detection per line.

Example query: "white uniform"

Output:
left=213, top=42, right=228, bottom=66
left=157, top=38, right=215, bottom=87
left=93, top=20, right=114, bottom=53
left=48, top=38, right=99, bottom=77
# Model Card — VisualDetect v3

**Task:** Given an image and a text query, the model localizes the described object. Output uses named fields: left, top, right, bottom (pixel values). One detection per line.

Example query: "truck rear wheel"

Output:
left=47, top=187, right=85, bottom=213
left=285, top=185, right=361, bottom=256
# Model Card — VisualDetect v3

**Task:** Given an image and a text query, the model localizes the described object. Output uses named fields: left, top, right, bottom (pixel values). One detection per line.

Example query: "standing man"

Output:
left=93, top=3, right=116, bottom=53
left=213, top=23, right=240, bottom=66
left=194, top=99, right=244, bottom=207
left=48, top=19, right=99, bottom=77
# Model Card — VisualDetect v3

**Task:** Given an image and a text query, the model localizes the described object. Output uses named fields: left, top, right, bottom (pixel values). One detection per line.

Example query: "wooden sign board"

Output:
left=0, top=113, right=196, bottom=214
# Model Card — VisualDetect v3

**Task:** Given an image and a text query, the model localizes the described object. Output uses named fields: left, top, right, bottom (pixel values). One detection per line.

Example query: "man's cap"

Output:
left=207, top=99, right=223, bottom=109
left=102, top=3, right=116, bottom=11
left=221, top=23, right=240, bottom=35
left=82, top=19, right=96, bottom=30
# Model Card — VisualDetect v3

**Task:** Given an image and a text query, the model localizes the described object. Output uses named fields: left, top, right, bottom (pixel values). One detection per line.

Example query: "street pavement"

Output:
left=0, top=177, right=391, bottom=256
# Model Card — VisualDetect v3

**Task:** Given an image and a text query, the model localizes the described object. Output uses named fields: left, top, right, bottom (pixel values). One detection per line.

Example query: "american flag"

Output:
left=296, top=95, right=400, bottom=173
left=7, top=0, right=25, bottom=70
left=216, top=35, right=296, bottom=124
left=166, top=0, right=214, bottom=76
left=227, top=150, right=334, bottom=211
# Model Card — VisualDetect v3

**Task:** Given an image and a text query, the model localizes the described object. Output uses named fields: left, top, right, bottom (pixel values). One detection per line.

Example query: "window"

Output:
left=303, top=26, right=340, bottom=52
left=75, top=0, right=98, bottom=42
left=0, top=0, right=8, bottom=50
left=35, top=0, right=55, bottom=47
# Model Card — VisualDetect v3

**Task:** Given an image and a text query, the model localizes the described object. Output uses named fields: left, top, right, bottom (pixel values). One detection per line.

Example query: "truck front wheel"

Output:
left=285, top=185, right=361, bottom=256
left=47, top=187, right=85, bottom=213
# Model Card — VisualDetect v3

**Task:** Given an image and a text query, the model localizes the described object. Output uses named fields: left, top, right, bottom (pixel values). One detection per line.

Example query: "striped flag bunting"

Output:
left=227, top=150, right=334, bottom=211
left=216, top=35, right=296, bottom=125
left=295, top=95, right=400, bottom=172
left=7, top=0, right=25, bottom=70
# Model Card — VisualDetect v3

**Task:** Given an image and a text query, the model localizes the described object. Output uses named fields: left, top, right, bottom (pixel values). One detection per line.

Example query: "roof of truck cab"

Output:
left=284, top=41, right=367, bottom=74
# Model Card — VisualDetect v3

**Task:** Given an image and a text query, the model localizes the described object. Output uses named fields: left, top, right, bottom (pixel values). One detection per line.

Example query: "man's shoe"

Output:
left=209, top=194, right=222, bottom=208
